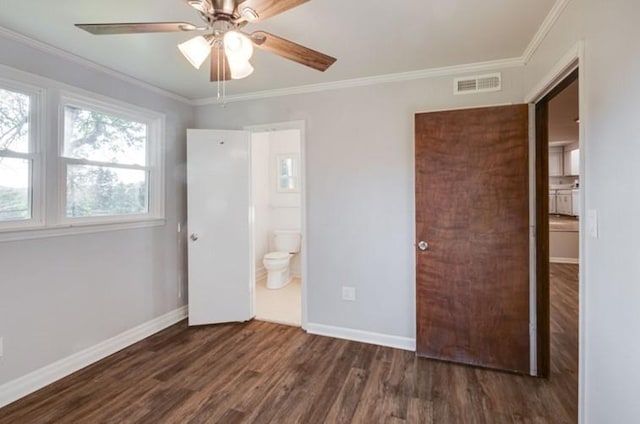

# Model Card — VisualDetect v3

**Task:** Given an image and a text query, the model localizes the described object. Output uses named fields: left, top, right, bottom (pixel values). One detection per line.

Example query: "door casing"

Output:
left=244, top=120, right=308, bottom=330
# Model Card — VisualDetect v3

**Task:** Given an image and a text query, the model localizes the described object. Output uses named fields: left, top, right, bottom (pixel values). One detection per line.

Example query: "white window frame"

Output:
left=276, top=153, right=300, bottom=193
left=0, top=77, right=46, bottom=231
left=58, top=91, right=165, bottom=226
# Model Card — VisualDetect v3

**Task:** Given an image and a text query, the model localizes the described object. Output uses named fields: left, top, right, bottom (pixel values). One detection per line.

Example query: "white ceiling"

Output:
left=0, top=0, right=557, bottom=100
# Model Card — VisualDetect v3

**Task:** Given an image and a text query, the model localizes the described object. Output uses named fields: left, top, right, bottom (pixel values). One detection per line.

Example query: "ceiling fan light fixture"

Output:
left=241, top=7, right=260, bottom=22
left=223, top=31, right=254, bottom=79
left=228, top=60, right=255, bottom=79
left=187, top=0, right=213, bottom=14
left=178, top=35, right=213, bottom=69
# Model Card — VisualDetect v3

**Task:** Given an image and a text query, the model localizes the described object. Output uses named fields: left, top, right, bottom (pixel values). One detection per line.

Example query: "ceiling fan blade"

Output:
left=250, top=31, right=336, bottom=72
left=236, top=0, right=308, bottom=22
left=75, top=22, right=201, bottom=35
left=211, top=48, right=232, bottom=81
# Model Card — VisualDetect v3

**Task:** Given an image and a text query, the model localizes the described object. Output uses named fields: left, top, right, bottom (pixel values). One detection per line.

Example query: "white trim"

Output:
left=196, top=58, right=524, bottom=105
left=306, top=323, right=416, bottom=352
left=245, top=121, right=308, bottom=330
left=521, top=0, right=573, bottom=64
left=528, top=104, right=538, bottom=376
left=0, top=218, right=166, bottom=243
left=57, top=90, right=166, bottom=226
left=0, top=77, right=47, bottom=231
left=0, top=306, right=187, bottom=409
left=526, top=42, right=586, bottom=424
left=550, top=257, right=580, bottom=265
left=0, top=0, right=565, bottom=105
left=0, top=25, right=191, bottom=105
left=525, top=41, right=583, bottom=103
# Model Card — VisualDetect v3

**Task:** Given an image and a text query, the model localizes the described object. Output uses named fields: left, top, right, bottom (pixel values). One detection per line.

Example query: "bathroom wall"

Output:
left=267, top=130, right=302, bottom=276
left=251, top=129, right=302, bottom=278
left=251, top=133, right=271, bottom=278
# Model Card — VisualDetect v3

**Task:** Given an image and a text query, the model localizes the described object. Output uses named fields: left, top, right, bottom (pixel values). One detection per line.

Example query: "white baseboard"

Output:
left=0, top=305, right=188, bottom=409
left=551, top=257, right=580, bottom=264
left=306, top=323, right=416, bottom=352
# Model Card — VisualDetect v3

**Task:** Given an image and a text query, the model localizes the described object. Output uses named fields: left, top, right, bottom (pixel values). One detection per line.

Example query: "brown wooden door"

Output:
left=415, top=105, right=531, bottom=374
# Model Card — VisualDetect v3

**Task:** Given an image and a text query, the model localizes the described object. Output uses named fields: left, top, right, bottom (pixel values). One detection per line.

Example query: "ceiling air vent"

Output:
left=454, top=73, right=502, bottom=95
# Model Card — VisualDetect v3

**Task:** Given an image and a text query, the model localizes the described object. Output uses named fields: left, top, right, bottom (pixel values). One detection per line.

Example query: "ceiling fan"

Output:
left=75, top=0, right=337, bottom=82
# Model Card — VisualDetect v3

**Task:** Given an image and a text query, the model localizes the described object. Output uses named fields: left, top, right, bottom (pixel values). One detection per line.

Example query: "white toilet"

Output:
left=263, top=230, right=301, bottom=289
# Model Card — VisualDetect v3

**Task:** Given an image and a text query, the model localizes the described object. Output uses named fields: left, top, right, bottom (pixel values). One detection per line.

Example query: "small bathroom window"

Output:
left=277, top=154, right=299, bottom=193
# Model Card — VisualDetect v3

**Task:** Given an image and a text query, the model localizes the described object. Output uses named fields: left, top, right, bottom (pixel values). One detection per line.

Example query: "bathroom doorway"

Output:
left=248, top=122, right=306, bottom=328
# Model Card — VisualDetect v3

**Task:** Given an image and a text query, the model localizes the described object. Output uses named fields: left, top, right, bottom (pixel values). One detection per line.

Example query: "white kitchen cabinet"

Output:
left=571, top=149, right=580, bottom=176
left=572, top=189, right=580, bottom=217
left=563, top=148, right=580, bottom=176
left=556, top=191, right=573, bottom=215
left=549, top=147, right=564, bottom=177
left=549, top=192, right=557, bottom=214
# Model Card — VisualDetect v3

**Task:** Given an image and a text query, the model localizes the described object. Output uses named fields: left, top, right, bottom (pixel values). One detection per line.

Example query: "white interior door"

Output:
left=187, top=129, right=253, bottom=326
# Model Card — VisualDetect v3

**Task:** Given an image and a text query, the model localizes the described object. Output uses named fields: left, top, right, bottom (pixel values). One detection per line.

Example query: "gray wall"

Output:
left=0, top=33, right=193, bottom=384
left=195, top=68, right=525, bottom=339
left=525, top=0, right=640, bottom=422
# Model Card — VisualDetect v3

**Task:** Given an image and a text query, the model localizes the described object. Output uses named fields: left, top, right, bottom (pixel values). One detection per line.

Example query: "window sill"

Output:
left=0, top=218, right=167, bottom=243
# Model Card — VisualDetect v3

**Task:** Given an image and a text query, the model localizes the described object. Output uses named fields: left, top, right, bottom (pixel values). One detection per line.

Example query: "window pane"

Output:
left=64, top=106, right=147, bottom=166
left=280, top=157, right=294, bottom=177
left=0, top=157, right=31, bottom=221
left=0, top=88, right=30, bottom=153
left=66, top=164, right=148, bottom=218
left=279, top=176, right=296, bottom=191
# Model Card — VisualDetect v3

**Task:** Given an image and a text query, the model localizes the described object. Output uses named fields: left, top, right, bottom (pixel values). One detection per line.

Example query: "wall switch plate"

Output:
left=342, top=287, right=356, bottom=301
left=0, top=337, right=3, bottom=357
left=587, top=210, right=598, bottom=239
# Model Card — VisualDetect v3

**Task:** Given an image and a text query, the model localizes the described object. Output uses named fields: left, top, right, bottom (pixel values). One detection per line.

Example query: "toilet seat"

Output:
left=264, top=251, right=291, bottom=260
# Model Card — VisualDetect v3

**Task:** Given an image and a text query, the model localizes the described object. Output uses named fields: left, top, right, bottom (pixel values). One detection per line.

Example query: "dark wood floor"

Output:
left=0, top=264, right=578, bottom=424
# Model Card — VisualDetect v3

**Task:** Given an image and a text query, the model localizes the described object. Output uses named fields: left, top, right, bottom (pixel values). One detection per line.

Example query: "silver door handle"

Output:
left=190, top=233, right=199, bottom=242
left=418, top=241, right=429, bottom=251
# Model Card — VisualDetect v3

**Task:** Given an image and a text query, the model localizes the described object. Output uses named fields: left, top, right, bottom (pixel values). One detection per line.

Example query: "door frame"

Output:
left=244, top=120, right=308, bottom=330
left=526, top=41, right=585, bottom=422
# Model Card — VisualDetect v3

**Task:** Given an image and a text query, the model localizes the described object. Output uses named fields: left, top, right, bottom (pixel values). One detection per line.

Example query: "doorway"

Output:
left=250, top=128, right=303, bottom=327
left=186, top=124, right=307, bottom=329
left=534, top=68, right=580, bottom=420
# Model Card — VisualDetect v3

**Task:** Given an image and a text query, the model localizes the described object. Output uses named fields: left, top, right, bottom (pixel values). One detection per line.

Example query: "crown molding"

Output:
left=193, top=57, right=525, bottom=105
left=0, top=25, right=192, bottom=105
left=521, top=0, right=573, bottom=64
left=1, top=0, right=568, bottom=107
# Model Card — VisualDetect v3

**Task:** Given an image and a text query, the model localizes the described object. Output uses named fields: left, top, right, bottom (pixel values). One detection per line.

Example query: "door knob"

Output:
left=417, top=241, right=429, bottom=251
left=190, top=233, right=199, bottom=242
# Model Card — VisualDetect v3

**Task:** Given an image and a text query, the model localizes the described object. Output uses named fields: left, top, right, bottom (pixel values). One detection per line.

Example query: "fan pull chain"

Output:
left=222, top=51, right=227, bottom=107
left=215, top=46, right=227, bottom=107
left=216, top=46, right=222, bottom=101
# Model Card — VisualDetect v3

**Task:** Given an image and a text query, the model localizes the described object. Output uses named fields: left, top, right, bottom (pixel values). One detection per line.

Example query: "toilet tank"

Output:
left=273, top=230, right=301, bottom=253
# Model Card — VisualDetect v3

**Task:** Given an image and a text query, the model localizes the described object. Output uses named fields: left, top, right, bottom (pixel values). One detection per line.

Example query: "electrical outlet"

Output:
left=342, top=287, right=356, bottom=302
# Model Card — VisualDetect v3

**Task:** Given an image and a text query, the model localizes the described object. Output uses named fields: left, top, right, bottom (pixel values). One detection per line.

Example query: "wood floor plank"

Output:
left=323, top=367, right=370, bottom=424
left=0, top=264, right=578, bottom=424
